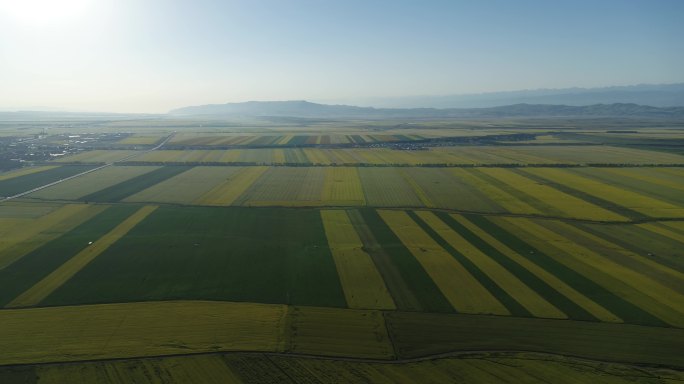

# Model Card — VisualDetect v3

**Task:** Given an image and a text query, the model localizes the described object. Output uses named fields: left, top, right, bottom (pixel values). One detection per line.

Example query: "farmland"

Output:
left=1, top=117, right=683, bottom=382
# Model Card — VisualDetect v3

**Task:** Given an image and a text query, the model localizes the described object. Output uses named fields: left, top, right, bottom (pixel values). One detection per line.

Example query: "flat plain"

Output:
left=1, top=117, right=683, bottom=382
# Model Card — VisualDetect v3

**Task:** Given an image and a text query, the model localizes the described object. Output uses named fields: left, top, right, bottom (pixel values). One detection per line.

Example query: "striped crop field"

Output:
left=524, top=168, right=684, bottom=218
left=0, top=166, right=57, bottom=181
left=321, top=210, right=395, bottom=309
left=6, top=205, right=158, bottom=308
left=124, top=166, right=240, bottom=204
left=477, top=168, right=627, bottom=221
left=0, top=165, right=96, bottom=198
left=194, top=166, right=268, bottom=205
left=19, top=165, right=684, bottom=222
left=27, top=166, right=159, bottom=201
left=378, top=210, right=509, bottom=315
left=0, top=203, right=107, bottom=270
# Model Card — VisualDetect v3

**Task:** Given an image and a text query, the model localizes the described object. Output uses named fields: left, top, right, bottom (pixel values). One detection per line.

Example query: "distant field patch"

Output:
left=28, top=166, right=159, bottom=201
left=0, top=165, right=95, bottom=198
left=286, top=306, right=394, bottom=359
left=55, top=150, right=136, bottom=163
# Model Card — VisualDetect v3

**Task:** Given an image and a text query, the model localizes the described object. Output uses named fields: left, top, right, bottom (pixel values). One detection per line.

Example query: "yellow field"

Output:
left=56, top=150, right=136, bottom=163
left=303, top=148, right=332, bottom=165
left=417, top=211, right=565, bottom=319
left=450, top=168, right=541, bottom=214
left=378, top=210, right=508, bottom=315
left=0, top=165, right=57, bottom=181
left=272, top=148, right=286, bottom=163
left=479, top=168, right=626, bottom=221
left=0, top=301, right=288, bottom=365
left=117, top=135, right=163, bottom=145
left=321, top=167, right=365, bottom=205
left=0, top=204, right=107, bottom=270
left=527, top=168, right=684, bottom=218
left=502, top=217, right=684, bottom=327
left=451, top=214, right=621, bottom=322
left=321, top=210, right=395, bottom=310
left=36, top=354, right=244, bottom=384
left=6, top=205, right=158, bottom=307
left=286, top=306, right=394, bottom=359
left=194, top=166, right=268, bottom=205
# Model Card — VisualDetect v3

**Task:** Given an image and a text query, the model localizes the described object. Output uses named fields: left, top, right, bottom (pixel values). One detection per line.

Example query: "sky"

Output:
left=0, top=0, right=683, bottom=113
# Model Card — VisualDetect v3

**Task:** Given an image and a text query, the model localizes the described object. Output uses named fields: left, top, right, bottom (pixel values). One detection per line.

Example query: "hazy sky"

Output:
left=1, top=0, right=683, bottom=113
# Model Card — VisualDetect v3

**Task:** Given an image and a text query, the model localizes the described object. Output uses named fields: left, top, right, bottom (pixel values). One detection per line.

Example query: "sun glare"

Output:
left=0, top=0, right=92, bottom=26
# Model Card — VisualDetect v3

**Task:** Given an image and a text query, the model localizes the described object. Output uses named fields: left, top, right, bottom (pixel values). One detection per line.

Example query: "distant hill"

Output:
left=168, top=101, right=684, bottom=119
left=344, top=83, right=684, bottom=108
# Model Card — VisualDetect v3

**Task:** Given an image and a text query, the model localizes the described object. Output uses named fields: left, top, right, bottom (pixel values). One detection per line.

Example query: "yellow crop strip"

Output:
left=527, top=168, right=684, bottom=218
left=452, top=215, right=622, bottom=323
left=417, top=211, right=565, bottom=319
left=451, top=168, right=542, bottom=214
left=0, top=301, right=288, bottom=365
left=503, top=217, right=684, bottom=327
left=272, top=149, right=286, bottom=164
left=480, top=168, right=626, bottom=221
left=6, top=206, right=158, bottom=308
left=0, top=204, right=106, bottom=270
left=304, top=149, right=332, bottom=165
left=0, top=166, right=57, bottom=181
left=399, top=170, right=435, bottom=208
left=321, top=210, right=395, bottom=310
left=36, top=355, right=245, bottom=384
left=194, top=166, right=268, bottom=205
left=378, top=210, right=508, bottom=315
left=321, top=167, right=365, bottom=205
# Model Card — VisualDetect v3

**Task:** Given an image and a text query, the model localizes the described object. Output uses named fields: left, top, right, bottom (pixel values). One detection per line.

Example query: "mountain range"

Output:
left=169, top=101, right=684, bottom=119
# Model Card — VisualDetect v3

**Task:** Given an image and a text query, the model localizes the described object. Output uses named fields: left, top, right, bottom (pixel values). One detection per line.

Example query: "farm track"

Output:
left=1, top=348, right=680, bottom=371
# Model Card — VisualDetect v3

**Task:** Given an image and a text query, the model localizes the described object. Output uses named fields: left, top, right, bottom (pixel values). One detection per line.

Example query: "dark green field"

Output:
left=43, top=206, right=346, bottom=307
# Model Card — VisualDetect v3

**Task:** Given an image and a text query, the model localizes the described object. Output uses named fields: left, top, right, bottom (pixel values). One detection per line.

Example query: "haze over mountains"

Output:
left=2, top=84, right=684, bottom=120
left=336, top=83, right=684, bottom=109
left=169, top=83, right=684, bottom=119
